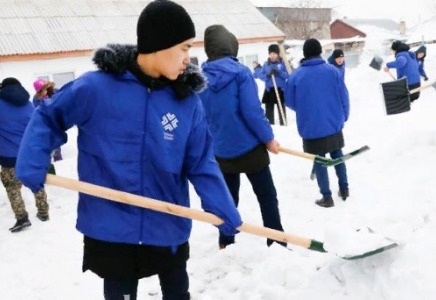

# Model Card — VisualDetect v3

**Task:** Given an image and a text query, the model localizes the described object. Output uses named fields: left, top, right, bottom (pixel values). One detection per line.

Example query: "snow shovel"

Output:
left=279, top=145, right=370, bottom=167
left=380, top=77, right=411, bottom=115
left=45, top=174, right=398, bottom=260
left=309, top=145, right=371, bottom=180
left=370, top=55, right=396, bottom=80
left=369, top=55, right=384, bottom=71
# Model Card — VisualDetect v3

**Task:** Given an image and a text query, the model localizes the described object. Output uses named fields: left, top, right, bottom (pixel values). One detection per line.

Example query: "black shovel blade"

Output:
left=369, top=55, right=383, bottom=70
left=381, top=77, right=411, bottom=115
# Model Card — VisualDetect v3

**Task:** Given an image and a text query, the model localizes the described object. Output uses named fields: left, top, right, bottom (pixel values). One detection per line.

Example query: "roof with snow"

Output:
left=0, top=0, right=285, bottom=57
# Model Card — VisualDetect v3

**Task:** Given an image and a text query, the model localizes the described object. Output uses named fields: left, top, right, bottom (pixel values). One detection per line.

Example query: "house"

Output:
left=0, top=0, right=285, bottom=93
left=254, top=6, right=332, bottom=40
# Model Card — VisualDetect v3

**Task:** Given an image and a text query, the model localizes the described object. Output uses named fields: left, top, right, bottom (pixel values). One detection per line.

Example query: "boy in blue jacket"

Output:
left=0, top=78, right=49, bottom=232
left=384, top=41, right=421, bottom=103
left=284, top=39, right=350, bottom=208
left=259, top=44, right=289, bottom=125
left=16, top=1, right=242, bottom=299
left=199, top=25, right=286, bottom=248
left=415, top=45, right=428, bottom=81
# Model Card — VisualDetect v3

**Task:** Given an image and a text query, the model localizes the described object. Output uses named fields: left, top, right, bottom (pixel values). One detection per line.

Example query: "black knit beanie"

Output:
left=1, top=77, right=21, bottom=87
left=391, top=40, right=409, bottom=52
left=137, top=0, right=196, bottom=54
left=333, top=49, right=344, bottom=59
left=303, top=38, right=322, bottom=58
left=268, top=44, right=280, bottom=55
left=204, top=25, right=238, bottom=61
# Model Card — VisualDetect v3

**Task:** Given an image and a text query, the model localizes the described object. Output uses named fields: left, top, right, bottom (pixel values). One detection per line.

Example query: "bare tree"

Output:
left=271, top=0, right=331, bottom=40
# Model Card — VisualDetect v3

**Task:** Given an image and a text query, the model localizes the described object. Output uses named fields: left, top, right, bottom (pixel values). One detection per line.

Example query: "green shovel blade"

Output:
left=340, top=243, right=399, bottom=260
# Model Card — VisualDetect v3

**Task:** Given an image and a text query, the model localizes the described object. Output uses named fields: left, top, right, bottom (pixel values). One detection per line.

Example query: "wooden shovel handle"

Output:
left=278, top=147, right=316, bottom=161
left=279, top=43, right=292, bottom=74
left=410, top=80, right=436, bottom=94
left=45, top=174, right=313, bottom=249
left=271, top=74, right=287, bottom=126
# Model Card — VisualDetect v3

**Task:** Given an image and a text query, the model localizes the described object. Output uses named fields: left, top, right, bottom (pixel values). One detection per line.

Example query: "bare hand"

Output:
left=383, top=66, right=389, bottom=72
left=266, top=139, right=280, bottom=154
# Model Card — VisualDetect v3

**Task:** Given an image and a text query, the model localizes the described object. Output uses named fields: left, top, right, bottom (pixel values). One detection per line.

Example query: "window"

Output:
left=190, top=57, right=199, bottom=66
left=244, top=55, right=259, bottom=69
left=52, top=72, right=75, bottom=88
left=36, top=71, right=75, bottom=89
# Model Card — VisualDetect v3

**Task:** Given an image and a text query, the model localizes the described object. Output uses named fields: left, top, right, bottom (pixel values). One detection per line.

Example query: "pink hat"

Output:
left=33, top=78, right=46, bottom=92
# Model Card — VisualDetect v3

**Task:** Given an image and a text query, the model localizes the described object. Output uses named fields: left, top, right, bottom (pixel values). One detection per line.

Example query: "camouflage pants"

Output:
left=0, top=167, right=49, bottom=220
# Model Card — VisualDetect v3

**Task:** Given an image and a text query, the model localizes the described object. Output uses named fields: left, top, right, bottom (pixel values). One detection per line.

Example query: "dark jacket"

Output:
left=284, top=57, right=349, bottom=139
left=16, top=44, right=242, bottom=247
left=0, top=84, right=33, bottom=167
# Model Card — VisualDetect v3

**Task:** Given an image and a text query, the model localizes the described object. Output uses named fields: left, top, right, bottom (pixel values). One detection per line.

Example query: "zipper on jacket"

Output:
left=138, top=87, right=149, bottom=244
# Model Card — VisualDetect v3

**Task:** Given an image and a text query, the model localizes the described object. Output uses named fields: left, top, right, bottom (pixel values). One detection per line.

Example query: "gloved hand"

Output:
left=269, top=68, right=278, bottom=76
left=424, top=76, right=429, bottom=81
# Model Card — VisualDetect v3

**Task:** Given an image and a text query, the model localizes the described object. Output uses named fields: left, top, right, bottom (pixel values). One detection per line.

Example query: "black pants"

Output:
left=219, top=166, right=284, bottom=246
left=104, top=262, right=190, bottom=300
left=265, top=102, right=287, bottom=125
left=263, top=88, right=287, bottom=126
left=409, top=82, right=421, bottom=102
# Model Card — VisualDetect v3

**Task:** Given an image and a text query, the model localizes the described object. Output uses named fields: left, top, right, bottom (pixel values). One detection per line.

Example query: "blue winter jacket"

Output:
left=386, top=51, right=420, bottom=85
left=284, top=57, right=350, bottom=139
left=415, top=46, right=427, bottom=79
left=259, top=58, right=289, bottom=91
left=16, top=44, right=242, bottom=247
left=0, top=84, right=33, bottom=163
left=199, top=57, right=274, bottom=158
left=253, top=64, right=262, bottom=79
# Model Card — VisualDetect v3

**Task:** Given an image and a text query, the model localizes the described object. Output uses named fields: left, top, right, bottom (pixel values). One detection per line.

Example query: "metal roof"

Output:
left=0, top=0, right=285, bottom=56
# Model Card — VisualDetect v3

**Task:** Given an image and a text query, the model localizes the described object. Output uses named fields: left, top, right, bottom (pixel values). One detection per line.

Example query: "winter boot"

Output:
left=338, top=189, right=349, bottom=201
left=9, top=215, right=31, bottom=233
left=315, top=197, right=334, bottom=208
left=36, top=213, right=49, bottom=222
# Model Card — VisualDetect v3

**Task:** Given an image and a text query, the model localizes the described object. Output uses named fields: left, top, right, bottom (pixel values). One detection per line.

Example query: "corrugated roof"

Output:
left=0, top=0, right=284, bottom=56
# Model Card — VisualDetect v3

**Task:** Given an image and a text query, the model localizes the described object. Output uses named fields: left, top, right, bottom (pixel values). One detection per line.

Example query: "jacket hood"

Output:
left=415, top=45, right=426, bottom=60
left=92, top=44, right=207, bottom=97
left=396, top=50, right=417, bottom=61
left=301, top=57, right=325, bottom=67
left=0, top=84, right=30, bottom=106
left=204, top=25, right=239, bottom=61
left=201, top=57, right=239, bottom=91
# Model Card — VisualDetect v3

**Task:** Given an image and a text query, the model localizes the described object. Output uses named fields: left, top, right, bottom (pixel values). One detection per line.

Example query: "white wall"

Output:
left=190, top=41, right=278, bottom=70
left=0, top=41, right=278, bottom=94
left=0, top=55, right=95, bottom=95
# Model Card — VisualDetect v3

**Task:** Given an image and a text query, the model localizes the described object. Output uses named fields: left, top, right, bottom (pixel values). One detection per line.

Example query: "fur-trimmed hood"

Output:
left=92, top=44, right=207, bottom=98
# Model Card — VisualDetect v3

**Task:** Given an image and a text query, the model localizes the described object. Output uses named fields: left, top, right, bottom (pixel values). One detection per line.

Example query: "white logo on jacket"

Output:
left=162, top=113, right=178, bottom=140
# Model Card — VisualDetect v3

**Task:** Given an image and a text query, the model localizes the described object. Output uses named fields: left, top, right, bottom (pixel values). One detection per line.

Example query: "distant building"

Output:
left=329, top=19, right=366, bottom=55
left=255, top=6, right=332, bottom=40
left=0, top=0, right=285, bottom=93
left=330, top=19, right=367, bottom=39
left=344, top=18, right=400, bottom=32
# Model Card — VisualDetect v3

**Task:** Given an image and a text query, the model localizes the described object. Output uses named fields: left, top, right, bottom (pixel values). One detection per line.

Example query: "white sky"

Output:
left=2, top=31, right=436, bottom=299
left=250, top=0, right=436, bottom=27
left=323, top=0, right=435, bottom=26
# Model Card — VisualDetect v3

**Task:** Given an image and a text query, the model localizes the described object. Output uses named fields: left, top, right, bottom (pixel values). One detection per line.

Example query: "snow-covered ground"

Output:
left=1, top=42, right=436, bottom=299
